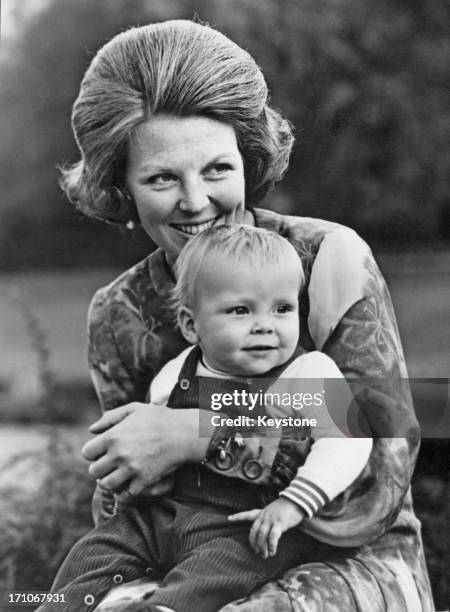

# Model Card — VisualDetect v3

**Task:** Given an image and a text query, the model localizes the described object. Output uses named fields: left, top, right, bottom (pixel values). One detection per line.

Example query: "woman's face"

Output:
left=126, top=114, right=247, bottom=266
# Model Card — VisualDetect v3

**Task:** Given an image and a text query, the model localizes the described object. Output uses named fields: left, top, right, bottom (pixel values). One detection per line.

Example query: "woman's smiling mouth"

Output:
left=171, top=217, right=220, bottom=235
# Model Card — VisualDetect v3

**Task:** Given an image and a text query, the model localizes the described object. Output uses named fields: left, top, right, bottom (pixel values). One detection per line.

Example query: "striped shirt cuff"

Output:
left=279, top=476, right=330, bottom=518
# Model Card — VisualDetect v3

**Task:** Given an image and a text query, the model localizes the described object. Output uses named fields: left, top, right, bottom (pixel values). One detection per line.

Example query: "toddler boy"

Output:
left=39, top=225, right=371, bottom=612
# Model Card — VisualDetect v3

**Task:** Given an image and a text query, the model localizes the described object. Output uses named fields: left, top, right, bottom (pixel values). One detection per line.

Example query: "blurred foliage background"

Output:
left=1, top=0, right=449, bottom=271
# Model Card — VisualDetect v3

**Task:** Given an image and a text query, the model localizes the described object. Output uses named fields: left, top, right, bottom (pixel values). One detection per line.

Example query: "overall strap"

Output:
left=167, top=345, right=202, bottom=409
left=167, top=346, right=261, bottom=416
left=167, top=344, right=309, bottom=412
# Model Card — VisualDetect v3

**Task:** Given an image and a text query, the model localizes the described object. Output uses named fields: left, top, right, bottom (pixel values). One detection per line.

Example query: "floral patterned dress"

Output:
left=88, top=208, right=434, bottom=611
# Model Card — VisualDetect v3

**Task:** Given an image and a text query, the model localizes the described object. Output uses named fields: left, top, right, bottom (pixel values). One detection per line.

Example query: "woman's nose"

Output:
left=178, top=180, right=210, bottom=213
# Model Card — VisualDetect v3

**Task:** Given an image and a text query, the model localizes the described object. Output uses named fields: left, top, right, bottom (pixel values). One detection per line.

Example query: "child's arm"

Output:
left=276, top=352, right=372, bottom=517
left=228, top=439, right=372, bottom=558
left=229, top=352, right=373, bottom=557
left=229, top=499, right=307, bottom=558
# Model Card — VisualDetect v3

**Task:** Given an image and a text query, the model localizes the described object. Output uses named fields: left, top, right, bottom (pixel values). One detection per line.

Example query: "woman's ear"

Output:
left=178, top=306, right=200, bottom=345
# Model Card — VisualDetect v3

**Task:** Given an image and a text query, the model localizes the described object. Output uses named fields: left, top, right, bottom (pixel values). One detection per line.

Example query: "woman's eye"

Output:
left=147, top=173, right=177, bottom=186
left=204, top=163, right=232, bottom=178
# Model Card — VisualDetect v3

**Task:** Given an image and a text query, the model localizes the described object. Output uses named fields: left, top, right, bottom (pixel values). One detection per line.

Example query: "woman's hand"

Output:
left=88, top=405, right=134, bottom=433
left=82, top=403, right=210, bottom=496
left=116, top=474, right=176, bottom=503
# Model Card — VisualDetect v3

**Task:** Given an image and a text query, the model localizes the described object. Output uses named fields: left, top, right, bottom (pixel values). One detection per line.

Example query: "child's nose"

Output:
left=251, top=318, right=274, bottom=334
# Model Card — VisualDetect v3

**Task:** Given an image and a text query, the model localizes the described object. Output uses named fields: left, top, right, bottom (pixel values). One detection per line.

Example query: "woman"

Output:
left=63, top=20, right=433, bottom=611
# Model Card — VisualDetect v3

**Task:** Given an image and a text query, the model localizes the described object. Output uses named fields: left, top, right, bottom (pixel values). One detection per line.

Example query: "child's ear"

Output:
left=178, top=306, right=200, bottom=345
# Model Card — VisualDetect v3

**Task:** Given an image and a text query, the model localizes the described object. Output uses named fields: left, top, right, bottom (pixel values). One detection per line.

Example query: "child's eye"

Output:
left=228, top=306, right=249, bottom=315
left=275, top=304, right=295, bottom=314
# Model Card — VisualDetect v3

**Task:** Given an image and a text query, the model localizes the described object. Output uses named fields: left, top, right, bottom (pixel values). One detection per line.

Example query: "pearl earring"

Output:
left=126, top=220, right=136, bottom=230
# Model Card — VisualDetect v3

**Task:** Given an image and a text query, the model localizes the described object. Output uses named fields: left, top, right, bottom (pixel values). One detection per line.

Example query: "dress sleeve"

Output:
left=87, top=285, right=159, bottom=525
left=87, top=286, right=154, bottom=412
left=301, top=228, right=420, bottom=546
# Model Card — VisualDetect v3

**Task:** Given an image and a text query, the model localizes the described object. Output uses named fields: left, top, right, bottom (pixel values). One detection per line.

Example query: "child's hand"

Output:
left=228, top=498, right=306, bottom=558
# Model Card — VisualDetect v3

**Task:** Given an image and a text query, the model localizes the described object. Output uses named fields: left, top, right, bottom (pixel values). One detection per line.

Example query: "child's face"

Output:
left=180, top=257, right=301, bottom=376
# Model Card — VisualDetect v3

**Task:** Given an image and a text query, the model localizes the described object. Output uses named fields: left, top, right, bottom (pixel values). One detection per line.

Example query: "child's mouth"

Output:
left=244, top=346, right=276, bottom=351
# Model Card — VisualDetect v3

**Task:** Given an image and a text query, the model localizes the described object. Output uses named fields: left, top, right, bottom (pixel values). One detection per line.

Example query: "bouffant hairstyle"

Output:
left=171, top=224, right=304, bottom=315
left=60, top=20, right=294, bottom=224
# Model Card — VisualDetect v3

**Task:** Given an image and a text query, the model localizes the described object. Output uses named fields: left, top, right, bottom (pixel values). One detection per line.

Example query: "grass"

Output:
left=0, top=432, right=94, bottom=593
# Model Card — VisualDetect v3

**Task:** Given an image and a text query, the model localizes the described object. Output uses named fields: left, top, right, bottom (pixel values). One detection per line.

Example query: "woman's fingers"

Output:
left=228, top=509, right=260, bottom=522
left=83, top=403, right=207, bottom=490
left=82, top=403, right=140, bottom=460
left=143, top=475, right=175, bottom=497
left=81, top=433, right=108, bottom=461
left=87, top=453, right=122, bottom=480
left=98, top=466, right=132, bottom=492
left=126, top=476, right=162, bottom=497
left=89, top=405, right=134, bottom=433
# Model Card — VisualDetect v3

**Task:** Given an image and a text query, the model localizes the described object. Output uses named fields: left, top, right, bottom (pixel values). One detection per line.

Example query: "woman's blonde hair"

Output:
left=171, top=225, right=304, bottom=316
left=60, top=20, right=294, bottom=224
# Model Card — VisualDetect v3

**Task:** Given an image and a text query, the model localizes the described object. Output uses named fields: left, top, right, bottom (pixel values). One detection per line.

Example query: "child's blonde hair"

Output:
left=171, top=225, right=304, bottom=315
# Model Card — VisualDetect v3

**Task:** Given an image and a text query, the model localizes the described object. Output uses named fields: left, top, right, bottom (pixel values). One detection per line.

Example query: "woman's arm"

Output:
left=86, top=283, right=210, bottom=518
left=301, top=228, right=419, bottom=545
left=86, top=299, right=225, bottom=498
